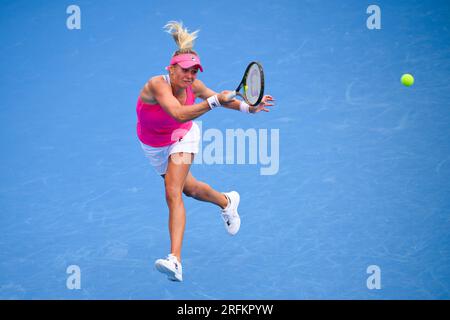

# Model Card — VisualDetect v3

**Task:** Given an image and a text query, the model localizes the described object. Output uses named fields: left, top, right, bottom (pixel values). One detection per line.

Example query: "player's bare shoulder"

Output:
left=192, top=79, right=214, bottom=99
left=192, top=79, right=205, bottom=92
left=140, top=75, right=169, bottom=103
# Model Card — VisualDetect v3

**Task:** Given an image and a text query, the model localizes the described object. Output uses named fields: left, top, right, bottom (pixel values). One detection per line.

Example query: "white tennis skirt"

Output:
left=140, top=122, right=200, bottom=175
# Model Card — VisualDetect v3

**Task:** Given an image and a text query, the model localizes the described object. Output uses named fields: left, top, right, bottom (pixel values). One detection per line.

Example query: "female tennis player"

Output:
left=136, top=21, right=274, bottom=282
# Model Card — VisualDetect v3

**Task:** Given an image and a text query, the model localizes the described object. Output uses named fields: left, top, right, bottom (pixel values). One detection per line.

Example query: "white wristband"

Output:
left=207, top=95, right=221, bottom=109
left=239, top=101, right=250, bottom=113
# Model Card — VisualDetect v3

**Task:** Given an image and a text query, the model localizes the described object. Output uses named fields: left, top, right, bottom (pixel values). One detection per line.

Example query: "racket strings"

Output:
left=244, top=64, right=263, bottom=105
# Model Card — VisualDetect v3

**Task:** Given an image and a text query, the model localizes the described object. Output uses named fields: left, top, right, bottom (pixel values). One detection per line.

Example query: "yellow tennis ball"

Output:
left=244, top=85, right=248, bottom=92
left=401, top=74, right=414, bottom=87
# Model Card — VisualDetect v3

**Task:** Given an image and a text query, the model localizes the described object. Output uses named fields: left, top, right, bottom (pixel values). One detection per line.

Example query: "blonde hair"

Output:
left=164, top=21, right=199, bottom=56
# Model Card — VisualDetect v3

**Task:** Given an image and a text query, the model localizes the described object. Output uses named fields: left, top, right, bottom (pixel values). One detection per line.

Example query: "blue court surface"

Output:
left=1, top=0, right=449, bottom=299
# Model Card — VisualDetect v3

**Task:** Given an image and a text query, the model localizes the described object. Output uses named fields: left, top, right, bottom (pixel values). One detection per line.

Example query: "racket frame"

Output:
left=232, top=61, right=265, bottom=106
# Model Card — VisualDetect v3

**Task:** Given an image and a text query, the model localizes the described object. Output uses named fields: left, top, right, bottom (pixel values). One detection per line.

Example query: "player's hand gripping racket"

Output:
left=225, top=61, right=265, bottom=106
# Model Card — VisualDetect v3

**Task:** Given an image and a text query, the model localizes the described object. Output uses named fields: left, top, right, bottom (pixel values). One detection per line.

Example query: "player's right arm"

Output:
left=193, top=79, right=241, bottom=112
left=148, top=77, right=229, bottom=123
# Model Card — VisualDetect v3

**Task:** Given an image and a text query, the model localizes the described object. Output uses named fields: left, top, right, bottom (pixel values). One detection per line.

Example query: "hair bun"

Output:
left=164, top=21, right=199, bottom=53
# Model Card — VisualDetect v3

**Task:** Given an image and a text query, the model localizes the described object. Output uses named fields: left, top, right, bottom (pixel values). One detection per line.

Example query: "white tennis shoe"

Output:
left=221, top=191, right=241, bottom=235
left=155, top=254, right=183, bottom=282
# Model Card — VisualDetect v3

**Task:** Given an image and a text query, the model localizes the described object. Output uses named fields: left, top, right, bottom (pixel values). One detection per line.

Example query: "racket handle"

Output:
left=225, top=91, right=237, bottom=101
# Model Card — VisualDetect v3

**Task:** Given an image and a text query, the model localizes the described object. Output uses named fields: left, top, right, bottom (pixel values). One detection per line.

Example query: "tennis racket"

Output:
left=226, top=61, right=265, bottom=106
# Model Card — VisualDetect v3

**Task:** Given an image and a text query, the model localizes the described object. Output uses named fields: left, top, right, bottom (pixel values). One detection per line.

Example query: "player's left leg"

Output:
left=183, top=172, right=228, bottom=209
left=183, top=172, right=241, bottom=235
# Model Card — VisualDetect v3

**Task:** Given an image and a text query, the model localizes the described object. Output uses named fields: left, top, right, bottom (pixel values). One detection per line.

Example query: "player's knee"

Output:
left=183, top=184, right=199, bottom=198
left=165, top=185, right=183, bottom=202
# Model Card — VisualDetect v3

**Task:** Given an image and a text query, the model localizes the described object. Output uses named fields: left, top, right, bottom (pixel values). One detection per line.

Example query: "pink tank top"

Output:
left=136, top=75, right=194, bottom=147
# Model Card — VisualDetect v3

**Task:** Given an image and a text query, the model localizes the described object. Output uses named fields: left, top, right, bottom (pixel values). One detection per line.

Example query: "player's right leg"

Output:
left=155, top=152, right=193, bottom=282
